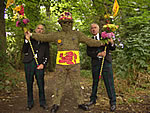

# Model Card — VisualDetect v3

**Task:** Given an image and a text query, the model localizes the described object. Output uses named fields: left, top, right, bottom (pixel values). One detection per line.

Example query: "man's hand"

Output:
left=37, top=64, right=44, bottom=70
left=25, top=31, right=31, bottom=40
left=97, top=51, right=106, bottom=57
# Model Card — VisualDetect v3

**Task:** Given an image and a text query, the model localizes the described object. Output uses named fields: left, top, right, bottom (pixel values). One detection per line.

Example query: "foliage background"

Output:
left=0, top=0, right=150, bottom=91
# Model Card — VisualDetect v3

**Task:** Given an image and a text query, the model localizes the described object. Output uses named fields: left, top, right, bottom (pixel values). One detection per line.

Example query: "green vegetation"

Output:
left=0, top=0, right=150, bottom=94
left=80, top=70, right=92, bottom=78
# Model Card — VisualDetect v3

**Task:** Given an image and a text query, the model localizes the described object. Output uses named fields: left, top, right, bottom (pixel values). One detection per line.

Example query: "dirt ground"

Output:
left=0, top=71, right=150, bottom=113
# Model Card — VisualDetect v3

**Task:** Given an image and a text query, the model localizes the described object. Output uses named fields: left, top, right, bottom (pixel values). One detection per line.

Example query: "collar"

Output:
left=94, top=33, right=100, bottom=40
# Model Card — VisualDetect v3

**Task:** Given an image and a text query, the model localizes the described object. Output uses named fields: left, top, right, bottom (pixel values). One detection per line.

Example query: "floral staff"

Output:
left=6, top=2, right=39, bottom=66
left=99, top=23, right=118, bottom=78
left=99, top=0, right=119, bottom=79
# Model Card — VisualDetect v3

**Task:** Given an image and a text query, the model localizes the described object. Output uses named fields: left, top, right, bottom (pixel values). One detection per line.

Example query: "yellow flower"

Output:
left=103, top=24, right=118, bottom=32
left=19, top=15, right=23, bottom=19
left=103, top=25, right=107, bottom=28
left=23, top=15, right=27, bottom=19
left=15, top=6, right=21, bottom=11
left=12, top=13, right=18, bottom=19
left=104, top=14, right=110, bottom=18
left=112, top=28, right=116, bottom=32
left=116, top=25, right=119, bottom=29
left=58, top=39, right=62, bottom=43
left=11, top=19, right=16, bottom=22
left=12, top=8, right=16, bottom=11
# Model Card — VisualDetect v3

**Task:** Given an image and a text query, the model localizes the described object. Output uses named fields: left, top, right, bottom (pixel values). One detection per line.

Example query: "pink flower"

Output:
left=19, top=5, right=24, bottom=15
left=107, top=33, right=112, bottom=38
left=101, top=31, right=107, bottom=39
left=16, top=21, right=20, bottom=27
left=23, top=18, right=30, bottom=24
left=111, top=32, right=115, bottom=36
left=107, top=32, right=115, bottom=38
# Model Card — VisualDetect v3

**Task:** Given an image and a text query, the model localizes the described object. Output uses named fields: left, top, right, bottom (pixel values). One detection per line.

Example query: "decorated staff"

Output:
left=6, top=1, right=39, bottom=67
left=99, top=19, right=119, bottom=78
left=86, top=0, right=119, bottom=112
left=99, top=0, right=119, bottom=79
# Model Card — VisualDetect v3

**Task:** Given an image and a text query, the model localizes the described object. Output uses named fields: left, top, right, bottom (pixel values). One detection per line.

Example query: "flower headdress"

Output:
left=58, top=12, right=73, bottom=24
left=59, top=12, right=72, bottom=20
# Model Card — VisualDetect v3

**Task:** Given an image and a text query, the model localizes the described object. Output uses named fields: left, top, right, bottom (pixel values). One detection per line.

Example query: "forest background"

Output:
left=0, top=0, right=150, bottom=110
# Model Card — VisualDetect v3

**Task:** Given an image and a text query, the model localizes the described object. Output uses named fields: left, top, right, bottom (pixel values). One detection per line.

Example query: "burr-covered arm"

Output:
left=32, top=32, right=58, bottom=43
left=78, top=31, right=105, bottom=47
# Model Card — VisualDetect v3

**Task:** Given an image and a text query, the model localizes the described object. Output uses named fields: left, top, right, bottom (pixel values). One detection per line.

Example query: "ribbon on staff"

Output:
left=99, top=46, right=107, bottom=79
left=23, top=30, right=39, bottom=67
left=28, top=39, right=39, bottom=66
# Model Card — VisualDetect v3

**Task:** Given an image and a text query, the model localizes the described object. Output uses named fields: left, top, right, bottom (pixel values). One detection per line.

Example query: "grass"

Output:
left=80, top=69, right=92, bottom=78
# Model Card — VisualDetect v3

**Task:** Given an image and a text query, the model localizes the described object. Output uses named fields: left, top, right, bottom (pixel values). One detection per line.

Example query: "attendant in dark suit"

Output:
left=22, top=24, right=49, bottom=111
left=86, top=23, right=116, bottom=112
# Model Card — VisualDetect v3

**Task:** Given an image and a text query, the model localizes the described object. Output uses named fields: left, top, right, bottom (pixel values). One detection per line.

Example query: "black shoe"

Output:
left=110, top=105, right=116, bottom=112
left=78, top=104, right=89, bottom=111
left=86, top=100, right=96, bottom=106
left=26, top=105, right=33, bottom=111
left=40, top=104, right=48, bottom=110
left=51, top=104, right=59, bottom=113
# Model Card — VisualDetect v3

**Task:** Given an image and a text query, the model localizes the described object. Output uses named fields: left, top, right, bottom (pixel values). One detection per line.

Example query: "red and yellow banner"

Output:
left=6, top=0, right=15, bottom=8
left=112, top=0, right=119, bottom=17
left=56, top=50, right=80, bottom=65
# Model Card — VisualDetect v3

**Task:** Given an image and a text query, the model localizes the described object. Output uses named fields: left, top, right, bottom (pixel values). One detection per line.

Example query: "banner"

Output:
left=56, top=50, right=80, bottom=65
left=6, top=0, right=15, bottom=8
left=112, top=0, right=119, bottom=17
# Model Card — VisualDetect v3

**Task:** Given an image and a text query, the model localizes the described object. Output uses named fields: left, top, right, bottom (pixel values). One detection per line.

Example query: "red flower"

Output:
left=19, top=5, right=24, bottom=16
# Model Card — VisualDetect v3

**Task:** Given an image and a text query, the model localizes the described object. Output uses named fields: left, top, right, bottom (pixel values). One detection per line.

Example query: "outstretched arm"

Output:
left=25, top=31, right=58, bottom=43
left=32, top=32, right=57, bottom=42
left=78, top=31, right=105, bottom=47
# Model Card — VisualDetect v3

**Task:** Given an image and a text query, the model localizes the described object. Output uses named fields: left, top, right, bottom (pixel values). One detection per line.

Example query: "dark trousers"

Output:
left=90, top=59, right=116, bottom=105
left=24, top=60, right=46, bottom=106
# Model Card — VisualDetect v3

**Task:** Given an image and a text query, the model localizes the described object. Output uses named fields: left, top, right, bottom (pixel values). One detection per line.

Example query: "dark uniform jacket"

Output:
left=22, top=37, right=49, bottom=67
left=87, top=35, right=115, bottom=66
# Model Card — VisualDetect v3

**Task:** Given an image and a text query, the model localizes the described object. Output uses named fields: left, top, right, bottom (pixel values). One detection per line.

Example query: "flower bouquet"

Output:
left=11, top=5, right=30, bottom=32
left=100, top=14, right=119, bottom=43
left=6, top=2, right=39, bottom=66
left=99, top=14, right=119, bottom=79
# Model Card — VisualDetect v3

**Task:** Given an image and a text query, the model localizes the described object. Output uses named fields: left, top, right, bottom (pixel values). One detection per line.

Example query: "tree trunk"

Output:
left=44, top=2, right=55, bottom=72
left=0, top=0, right=6, bottom=52
left=0, top=0, right=6, bottom=78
